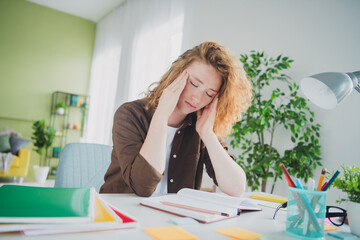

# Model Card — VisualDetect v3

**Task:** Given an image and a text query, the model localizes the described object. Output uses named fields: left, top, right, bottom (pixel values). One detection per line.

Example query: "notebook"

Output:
left=0, top=186, right=137, bottom=236
left=0, top=185, right=94, bottom=223
left=22, top=200, right=138, bottom=236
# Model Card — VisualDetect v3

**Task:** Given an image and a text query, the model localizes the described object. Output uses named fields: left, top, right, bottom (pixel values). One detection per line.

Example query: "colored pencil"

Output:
left=322, top=170, right=340, bottom=191
left=321, top=181, right=327, bottom=191
left=160, top=201, right=230, bottom=217
left=280, top=163, right=296, bottom=187
left=295, top=178, right=303, bottom=189
left=317, top=168, right=326, bottom=191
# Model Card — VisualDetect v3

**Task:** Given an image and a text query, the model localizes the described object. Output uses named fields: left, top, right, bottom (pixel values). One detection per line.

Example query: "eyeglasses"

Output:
left=326, top=206, right=347, bottom=226
left=273, top=202, right=287, bottom=219
left=273, top=202, right=347, bottom=226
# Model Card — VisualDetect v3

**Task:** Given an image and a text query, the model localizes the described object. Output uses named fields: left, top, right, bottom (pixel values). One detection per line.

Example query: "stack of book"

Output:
left=0, top=185, right=137, bottom=236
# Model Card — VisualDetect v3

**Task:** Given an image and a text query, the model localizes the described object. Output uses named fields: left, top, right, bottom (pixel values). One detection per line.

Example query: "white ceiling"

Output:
left=27, top=0, right=126, bottom=23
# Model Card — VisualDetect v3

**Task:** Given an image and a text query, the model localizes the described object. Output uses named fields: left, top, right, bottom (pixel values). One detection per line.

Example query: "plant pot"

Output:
left=347, top=201, right=360, bottom=236
left=56, top=107, right=65, bottom=115
left=33, top=165, right=49, bottom=184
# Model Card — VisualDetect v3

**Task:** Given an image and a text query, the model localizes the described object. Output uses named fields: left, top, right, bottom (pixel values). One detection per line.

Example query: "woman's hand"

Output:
left=196, top=96, right=246, bottom=197
left=196, top=96, right=218, bottom=140
left=140, top=70, right=188, bottom=175
left=156, top=70, right=188, bottom=119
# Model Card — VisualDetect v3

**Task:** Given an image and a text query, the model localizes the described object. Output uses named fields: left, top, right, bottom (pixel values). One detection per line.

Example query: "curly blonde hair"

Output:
left=145, top=41, right=252, bottom=140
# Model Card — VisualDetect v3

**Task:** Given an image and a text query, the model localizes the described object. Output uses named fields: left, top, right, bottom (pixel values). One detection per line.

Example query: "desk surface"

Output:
left=0, top=180, right=55, bottom=188
left=0, top=193, right=352, bottom=240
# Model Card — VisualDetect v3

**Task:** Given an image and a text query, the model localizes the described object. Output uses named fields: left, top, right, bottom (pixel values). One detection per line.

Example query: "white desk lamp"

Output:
left=300, top=71, right=360, bottom=109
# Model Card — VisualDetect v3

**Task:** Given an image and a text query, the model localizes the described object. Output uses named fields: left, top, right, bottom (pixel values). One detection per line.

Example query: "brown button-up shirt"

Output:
left=100, top=99, right=231, bottom=197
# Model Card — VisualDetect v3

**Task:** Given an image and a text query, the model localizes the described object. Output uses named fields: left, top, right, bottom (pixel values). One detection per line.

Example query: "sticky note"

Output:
left=324, top=224, right=339, bottom=231
left=169, top=217, right=199, bottom=225
left=327, top=231, right=358, bottom=240
left=144, top=226, right=198, bottom=240
left=215, top=227, right=263, bottom=240
left=324, top=218, right=331, bottom=225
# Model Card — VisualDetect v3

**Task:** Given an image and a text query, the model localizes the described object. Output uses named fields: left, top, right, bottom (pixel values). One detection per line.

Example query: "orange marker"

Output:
left=317, top=168, right=326, bottom=191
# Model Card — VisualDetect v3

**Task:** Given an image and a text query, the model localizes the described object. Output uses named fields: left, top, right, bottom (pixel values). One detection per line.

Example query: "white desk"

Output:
left=0, top=180, right=55, bottom=188
left=0, top=193, right=352, bottom=240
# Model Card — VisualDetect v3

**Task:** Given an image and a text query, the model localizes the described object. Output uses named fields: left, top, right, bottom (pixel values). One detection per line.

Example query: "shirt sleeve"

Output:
left=201, top=140, right=235, bottom=186
left=112, top=103, right=163, bottom=197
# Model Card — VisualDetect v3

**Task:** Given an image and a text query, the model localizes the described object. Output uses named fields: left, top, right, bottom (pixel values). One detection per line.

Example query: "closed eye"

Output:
left=206, top=92, right=214, bottom=98
left=190, top=81, right=198, bottom=87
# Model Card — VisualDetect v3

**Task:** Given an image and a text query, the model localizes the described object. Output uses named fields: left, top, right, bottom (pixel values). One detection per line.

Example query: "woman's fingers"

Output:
left=166, top=70, right=188, bottom=103
left=169, top=70, right=188, bottom=92
left=196, top=96, right=219, bottom=137
left=175, top=71, right=188, bottom=93
left=210, top=97, right=218, bottom=111
left=203, top=97, right=218, bottom=116
left=156, top=70, right=188, bottom=118
left=197, top=108, right=203, bottom=119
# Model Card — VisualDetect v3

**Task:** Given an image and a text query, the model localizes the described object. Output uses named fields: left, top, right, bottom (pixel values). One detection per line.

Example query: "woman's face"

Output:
left=176, top=61, right=222, bottom=115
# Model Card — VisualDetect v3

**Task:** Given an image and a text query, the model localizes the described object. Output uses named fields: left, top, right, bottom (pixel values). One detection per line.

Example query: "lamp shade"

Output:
left=300, top=71, right=360, bottom=109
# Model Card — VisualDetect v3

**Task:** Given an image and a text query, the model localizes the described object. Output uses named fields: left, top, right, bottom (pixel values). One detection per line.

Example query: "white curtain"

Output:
left=85, top=0, right=184, bottom=145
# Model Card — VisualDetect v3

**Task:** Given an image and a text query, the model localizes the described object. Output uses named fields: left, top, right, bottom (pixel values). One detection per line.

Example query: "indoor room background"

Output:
left=0, top=0, right=359, bottom=206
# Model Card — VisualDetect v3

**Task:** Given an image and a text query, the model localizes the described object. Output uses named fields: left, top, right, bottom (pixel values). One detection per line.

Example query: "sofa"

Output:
left=0, top=148, right=30, bottom=182
left=0, top=127, right=31, bottom=183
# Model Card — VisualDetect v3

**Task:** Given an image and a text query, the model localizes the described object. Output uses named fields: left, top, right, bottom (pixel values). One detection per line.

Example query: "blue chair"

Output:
left=55, top=143, right=112, bottom=192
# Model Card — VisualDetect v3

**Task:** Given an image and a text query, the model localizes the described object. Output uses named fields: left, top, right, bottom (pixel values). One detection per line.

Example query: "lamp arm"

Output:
left=348, top=71, right=360, bottom=93
left=355, top=85, right=360, bottom=93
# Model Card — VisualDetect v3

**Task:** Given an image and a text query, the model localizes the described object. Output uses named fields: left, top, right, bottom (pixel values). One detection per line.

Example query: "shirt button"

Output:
left=177, top=130, right=181, bottom=134
left=170, top=179, right=174, bottom=183
left=173, top=154, right=177, bottom=158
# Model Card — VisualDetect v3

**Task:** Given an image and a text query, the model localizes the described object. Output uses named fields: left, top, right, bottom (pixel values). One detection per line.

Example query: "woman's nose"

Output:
left=191, top=94, right=200, bottom=104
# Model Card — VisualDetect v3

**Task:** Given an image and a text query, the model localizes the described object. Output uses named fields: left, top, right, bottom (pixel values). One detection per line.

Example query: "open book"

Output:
left=140, top=188, right=261, bottom=223
left=0, top=185, right=137, bottom=236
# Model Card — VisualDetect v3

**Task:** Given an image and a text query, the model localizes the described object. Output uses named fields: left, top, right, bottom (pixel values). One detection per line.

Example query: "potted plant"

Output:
left=80, top=102, right=87, bottom=136
left=56, top=102, right=67, bottom=115
left=31, top=119, right=56, bottom=183
left=230, top=51, right=322, bottom=193
left=332, top=164, right=360, bottom=236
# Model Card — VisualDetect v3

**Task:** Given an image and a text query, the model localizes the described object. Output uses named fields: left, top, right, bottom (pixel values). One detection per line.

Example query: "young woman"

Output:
left=100, top=41, right=252, bottom=197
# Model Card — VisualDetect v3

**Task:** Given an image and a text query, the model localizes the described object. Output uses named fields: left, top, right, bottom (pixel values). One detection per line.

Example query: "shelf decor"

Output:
left=55, top=102, right=67, bottom=115
left=70, top=94, right=78, bottom=107
left=52, top=147, right=61, bottom=158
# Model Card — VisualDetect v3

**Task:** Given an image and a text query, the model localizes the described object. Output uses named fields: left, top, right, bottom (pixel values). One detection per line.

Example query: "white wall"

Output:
left=182, top=0, right=360, bottom=205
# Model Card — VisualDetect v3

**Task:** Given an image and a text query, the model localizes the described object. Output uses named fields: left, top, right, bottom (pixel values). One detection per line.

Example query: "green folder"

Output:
left=0, top=185, right=94, bottom=223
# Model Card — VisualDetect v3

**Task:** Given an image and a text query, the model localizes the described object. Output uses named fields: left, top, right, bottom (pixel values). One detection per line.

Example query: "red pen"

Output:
left=321, top=181, right=328, bottom=191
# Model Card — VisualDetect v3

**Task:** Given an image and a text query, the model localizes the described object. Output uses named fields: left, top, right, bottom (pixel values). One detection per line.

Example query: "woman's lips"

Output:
left=185, top=101, right=196, bottom=109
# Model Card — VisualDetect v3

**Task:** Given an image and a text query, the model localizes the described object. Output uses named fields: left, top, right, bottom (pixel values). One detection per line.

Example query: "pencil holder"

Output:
left=286, top=187, right=327, bottom=240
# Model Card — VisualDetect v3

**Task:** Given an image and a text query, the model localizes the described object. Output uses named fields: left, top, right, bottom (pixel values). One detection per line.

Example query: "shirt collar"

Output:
left=181, top=113, right=196, bottom=129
